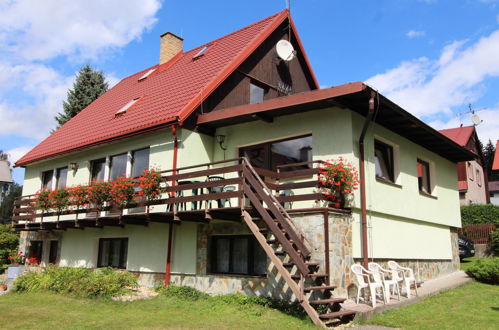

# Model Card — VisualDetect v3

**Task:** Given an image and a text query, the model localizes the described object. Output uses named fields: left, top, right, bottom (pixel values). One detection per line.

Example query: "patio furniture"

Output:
left=351, top=264, right=387, bottom=308
left=279, top=189, right=294, bottom=209
left=207, top=176, right=225, bottom=208
left=177, top=180, right=202, bottom=210
left=368, top=262, right=401, bottom=302
left=388, top=260, right=418, bottom=298
left=221, top=185, right=237, bottom=207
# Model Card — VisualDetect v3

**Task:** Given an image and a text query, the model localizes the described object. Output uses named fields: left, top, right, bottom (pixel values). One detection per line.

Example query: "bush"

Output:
left=461, top=204, right=499, bottom=226
left=14, top=266, right=137, bottom=297
left=490, top=229, right=499, bottom=256
left=155, top=285, right=209, bottom=300
left=464, top=258, right=499, bottom=284
left=0, top=224, right=19, bottom=273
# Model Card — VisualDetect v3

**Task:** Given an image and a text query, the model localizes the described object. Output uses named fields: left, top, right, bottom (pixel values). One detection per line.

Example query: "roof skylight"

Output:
left=138, top=68, right=156, bottom=81
left=116, top=97, right=141, bottom=115
left=193, top=44, right=213, bottom=59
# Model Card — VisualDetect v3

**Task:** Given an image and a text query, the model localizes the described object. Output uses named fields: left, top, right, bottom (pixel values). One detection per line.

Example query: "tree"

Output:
left=54, top=65, right=109, bottom=128
left=0, top=183, right=22, bottom=224
left=0, top=224, right=19, bottom=273
left=483, top=139, right=499, bottom=181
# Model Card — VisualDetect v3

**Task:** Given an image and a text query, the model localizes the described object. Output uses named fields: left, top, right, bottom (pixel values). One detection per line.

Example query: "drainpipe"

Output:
left=358, top=90, right=377, bottom=268
left=165, top=124, right=179, bottom=286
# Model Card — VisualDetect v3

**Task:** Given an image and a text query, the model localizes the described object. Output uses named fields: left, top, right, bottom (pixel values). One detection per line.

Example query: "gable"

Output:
left=201, top=18, right=317, bottom=114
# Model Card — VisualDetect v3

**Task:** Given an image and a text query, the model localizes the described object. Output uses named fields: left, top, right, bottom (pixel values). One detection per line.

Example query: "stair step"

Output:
left=292, top=273, right=328, bottom=280
left=266, top=239, right=278, bottom=244
left=283, top=262, right=319, bottom=268
left=275, top=250, right=286, bottom=256
left=319, top=310, right=356, bottom=320
left=309, top=297, right=346, bottom=305
left=303, top=285, right=337, bottom=292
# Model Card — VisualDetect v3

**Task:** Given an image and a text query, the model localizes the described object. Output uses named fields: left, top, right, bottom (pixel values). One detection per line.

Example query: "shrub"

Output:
left=14, top=266, right=137, bottom=297
left=464, top=258, right=499, bottom=284
left=319, top=157, right=360, bottom=208
left=0, top=224, right=19, bottom=273
left=155, top=285, right=209, bottom=300
left=461, top=204, right=499, bottom=226
left=490, top=229, right=499, bottom=256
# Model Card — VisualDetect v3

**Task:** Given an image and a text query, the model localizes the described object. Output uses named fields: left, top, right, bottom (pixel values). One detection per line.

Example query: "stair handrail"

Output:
left=240, top=157, right=313, bottom=257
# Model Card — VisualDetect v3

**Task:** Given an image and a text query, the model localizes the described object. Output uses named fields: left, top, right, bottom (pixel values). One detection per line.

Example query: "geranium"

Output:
left=110, top=176, right=136, bottom=209
left=69, top=185, right=90, bottom=209
left=87, top=181, right=112, bottom=211
left=319, top=157, right=360, bottom=208
left=49, top=188, right=70, bottom=214
left=35, top=190, right=52, bottom=212
left=8, top=251, right=25, bottom=264
left=27, top=256, right=40, bottom=265
left=137, top=169, right=162, bottom=202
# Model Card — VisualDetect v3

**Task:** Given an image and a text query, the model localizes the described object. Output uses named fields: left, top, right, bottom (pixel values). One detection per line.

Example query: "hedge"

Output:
left=460, top=204, right=499, bottom=226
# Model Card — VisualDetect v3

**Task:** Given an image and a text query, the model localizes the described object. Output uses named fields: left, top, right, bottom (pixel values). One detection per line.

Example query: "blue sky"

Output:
left=1, top=0, right=498, bottom=184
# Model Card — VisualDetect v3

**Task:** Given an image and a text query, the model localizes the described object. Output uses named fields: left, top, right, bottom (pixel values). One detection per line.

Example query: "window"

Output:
left=41, top=170, right=53, bottom=190
left=476, top=169, right=482, bottom=186
left=28, top=240, right=43, bottom=264
left=417, top=159, right=431, bottom=194
left=110, top=153, right=127, bottom=180
left=210, top=236, right=266, bottom=276
left=239, top=135, right=313, bottom=172
left=116, top=97, right=140, bottom=115
left=193, top=44, right=213, bottom=59
left=374, top=140, right=394, bottom=182
left=56, top=167, right=68, bottom=189
left=90, top=158, right=106, bottom=182
left=97, top=238, right=128, bottom=269
left=250, top=83, right=265, bottom=104
left=48, top=240, right=59, bottom=264
left=131, top=148, right=150, bottom=177
left=468, top=162, right=474, bottom=181
left=138, top=68, right=156, bottom=81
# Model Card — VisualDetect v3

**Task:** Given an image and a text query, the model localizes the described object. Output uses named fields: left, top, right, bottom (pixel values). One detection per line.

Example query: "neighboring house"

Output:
left=489, top=181, right=499, bottom=206
left=493, top=140, right=499, bottom=171
left=0, top=160, right=13, bottom=206
left=12, top=11, right=473, bottom=325
left=439, top=126, right=489, bottom=205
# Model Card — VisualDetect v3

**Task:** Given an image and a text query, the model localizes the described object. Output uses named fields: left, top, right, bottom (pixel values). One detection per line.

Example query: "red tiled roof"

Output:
left=17, top=10, right=315, bottom=166
left=439, top=126, right=475, bottom=147
left=493, top=141, right=499, bottom=170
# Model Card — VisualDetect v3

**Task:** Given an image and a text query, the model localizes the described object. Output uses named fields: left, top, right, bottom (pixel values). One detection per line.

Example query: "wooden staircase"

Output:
left=240, top=159, right=355, bottom=328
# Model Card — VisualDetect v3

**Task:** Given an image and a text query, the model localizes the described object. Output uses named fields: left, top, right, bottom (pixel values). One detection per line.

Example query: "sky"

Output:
left=1, top=0, right=498, bottom=184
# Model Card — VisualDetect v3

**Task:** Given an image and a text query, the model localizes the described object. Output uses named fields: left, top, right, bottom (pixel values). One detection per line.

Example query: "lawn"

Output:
left=357, top=259, right=499, bottom=330
left=0, top=291, right=317, bottom=329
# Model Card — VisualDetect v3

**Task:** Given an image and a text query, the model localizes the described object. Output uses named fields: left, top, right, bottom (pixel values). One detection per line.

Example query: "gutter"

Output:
left=358, top=90, right=377, bottom=268
left=165, top=123, right=180, bottom=286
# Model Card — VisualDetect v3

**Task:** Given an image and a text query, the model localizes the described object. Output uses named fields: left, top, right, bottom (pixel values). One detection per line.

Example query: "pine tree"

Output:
left=483, top=139, right=499, bottom=181
left=55, top=65, right=109, bottom=128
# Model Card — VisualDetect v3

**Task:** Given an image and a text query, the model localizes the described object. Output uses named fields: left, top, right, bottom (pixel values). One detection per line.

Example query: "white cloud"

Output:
left=366, top=30, right=499, bottom=118
left=407, top=30, right=426, bottom=38
left=7, top=145, right=34, bottom=165
left=0, top=0, right=162, bottom=61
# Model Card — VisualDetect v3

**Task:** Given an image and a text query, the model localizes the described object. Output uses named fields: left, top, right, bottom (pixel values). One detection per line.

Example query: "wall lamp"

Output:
left=69, top=162, right=79, bottom=171
left=215, top=134, right=227, bottom=151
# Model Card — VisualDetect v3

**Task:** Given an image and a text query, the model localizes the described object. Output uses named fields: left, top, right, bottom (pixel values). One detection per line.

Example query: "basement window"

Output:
left=116, top=97, right=141, bottom=115
left=193, top=44, right=213, bottom=59
left=210, top=235, right=267, bottom=276
left=138, top=68, right=156, bottom=81
left=97, top=238, right=128, bottom=269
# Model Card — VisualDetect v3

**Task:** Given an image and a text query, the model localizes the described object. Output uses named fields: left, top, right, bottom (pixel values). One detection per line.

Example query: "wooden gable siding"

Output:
left=202, top=20, right=316, bottom=114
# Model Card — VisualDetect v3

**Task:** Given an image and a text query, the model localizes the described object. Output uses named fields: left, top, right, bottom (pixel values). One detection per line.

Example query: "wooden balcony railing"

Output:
left=12, top=158, right=333, bottom=230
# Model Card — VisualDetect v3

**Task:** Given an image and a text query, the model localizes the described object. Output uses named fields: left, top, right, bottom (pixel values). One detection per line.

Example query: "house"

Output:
left=0, top=160, right=13, bottom=207
left=439, top=126, right=489, bottom=205
left=489, top=181, right=499, bottom=206
left=13, top=10, right=473, bottom=326
left=493, top=140, right=499, bottom=171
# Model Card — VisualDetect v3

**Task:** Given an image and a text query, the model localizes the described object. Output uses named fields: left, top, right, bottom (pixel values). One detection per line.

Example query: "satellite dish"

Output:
left=471, top=113, right=482, bottom=126
left=276, top=40, right=295, bottom=61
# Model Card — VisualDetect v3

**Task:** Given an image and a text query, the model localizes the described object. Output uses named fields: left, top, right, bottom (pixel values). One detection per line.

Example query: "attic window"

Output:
left=116, top=97, right=141, bottom=115
left=138, top=68, right=156, bottom=81
left=193, top=44, right=213, bottom=59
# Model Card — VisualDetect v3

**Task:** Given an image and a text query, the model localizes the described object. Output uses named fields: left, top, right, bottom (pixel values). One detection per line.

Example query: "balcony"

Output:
left=12, top=158, right=346, bottom=231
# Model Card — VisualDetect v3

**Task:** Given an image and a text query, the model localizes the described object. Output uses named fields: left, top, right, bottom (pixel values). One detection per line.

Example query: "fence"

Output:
left=459, top=224, right=498, bottom=244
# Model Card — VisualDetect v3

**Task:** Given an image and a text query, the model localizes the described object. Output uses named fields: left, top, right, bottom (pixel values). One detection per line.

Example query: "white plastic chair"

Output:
left=351, top=264, right=386, bottom=308
left=368, top=262, right=401, bottom=302
left=388, top=261, right=418, bottom=298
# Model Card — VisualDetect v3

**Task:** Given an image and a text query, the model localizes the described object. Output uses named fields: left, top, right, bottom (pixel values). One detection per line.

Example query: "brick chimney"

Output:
left=159, top=32, right=183, bottom=65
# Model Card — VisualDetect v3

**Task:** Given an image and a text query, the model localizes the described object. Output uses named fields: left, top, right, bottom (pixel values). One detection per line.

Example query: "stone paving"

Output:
left=343, top=271, right=472, bottom=320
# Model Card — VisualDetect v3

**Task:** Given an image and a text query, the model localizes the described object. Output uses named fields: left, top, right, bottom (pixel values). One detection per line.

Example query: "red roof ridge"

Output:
left=438, top=125, right=475, bottom=147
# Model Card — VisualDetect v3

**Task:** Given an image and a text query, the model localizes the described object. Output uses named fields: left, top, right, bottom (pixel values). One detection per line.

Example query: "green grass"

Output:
left=460, top=257, right=480, bottom=272
left=357, top=281, right=498, bottom=330
left=0, top=291, right=317, bottom=329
